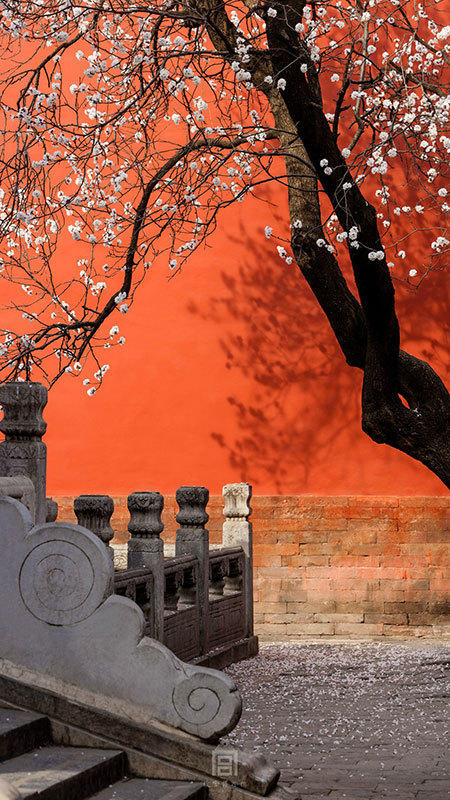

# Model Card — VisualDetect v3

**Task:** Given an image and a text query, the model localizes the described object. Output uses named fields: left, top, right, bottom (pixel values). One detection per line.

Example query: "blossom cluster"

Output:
left=0, top=0, right=447, bottom=388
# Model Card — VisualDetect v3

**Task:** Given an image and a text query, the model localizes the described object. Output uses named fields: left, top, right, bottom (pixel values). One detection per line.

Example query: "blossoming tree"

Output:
left=0, top=0, right=448, bottom=484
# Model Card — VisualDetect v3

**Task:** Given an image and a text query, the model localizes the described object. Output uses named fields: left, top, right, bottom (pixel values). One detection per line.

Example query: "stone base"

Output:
left=194, top=636, right=259, bottom=670
left=0, top=671, right=281, bottom=799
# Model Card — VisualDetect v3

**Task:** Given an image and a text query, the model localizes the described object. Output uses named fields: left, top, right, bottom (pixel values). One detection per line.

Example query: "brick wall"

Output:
left=55, top=495, right=449, bottom=639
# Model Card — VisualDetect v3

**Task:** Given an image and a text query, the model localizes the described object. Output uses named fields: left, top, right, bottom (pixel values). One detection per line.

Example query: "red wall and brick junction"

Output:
left=56, top=494, right=449, bottom=639
left=1, top=11, right=448, bottom=638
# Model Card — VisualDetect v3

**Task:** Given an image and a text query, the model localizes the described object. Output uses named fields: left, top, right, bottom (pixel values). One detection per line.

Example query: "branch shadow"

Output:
left=186, top=206, right=449, bottom=492
left=187, top=215, right=361, bottom=491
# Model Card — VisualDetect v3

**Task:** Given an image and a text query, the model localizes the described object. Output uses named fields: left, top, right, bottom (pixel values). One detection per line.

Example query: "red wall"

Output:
left=43, top=194, right=449, bottom=497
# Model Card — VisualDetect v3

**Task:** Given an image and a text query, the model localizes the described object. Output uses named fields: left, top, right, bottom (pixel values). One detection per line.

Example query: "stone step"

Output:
left=92, top=778, right=208, bottom=799
left=0, top=706, right=208, bottom=799
left=0, top=707, right=51, bottom=761
left=0, top=746, right=126, bottom=800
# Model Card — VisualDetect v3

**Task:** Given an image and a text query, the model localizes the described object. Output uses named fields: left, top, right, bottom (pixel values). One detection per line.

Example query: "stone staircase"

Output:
left=0, top=706, right=207, bottom=800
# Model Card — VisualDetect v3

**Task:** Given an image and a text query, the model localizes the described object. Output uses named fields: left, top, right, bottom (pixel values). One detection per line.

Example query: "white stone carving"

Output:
left=0, top=497, right=241, bottom=741
left=222, top=483, right=253, bottom=638
left=223, top=482, right=252, bottom=519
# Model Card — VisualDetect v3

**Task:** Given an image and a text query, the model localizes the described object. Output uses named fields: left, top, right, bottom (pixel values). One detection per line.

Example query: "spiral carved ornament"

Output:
left=19, top=524, right=111, bottom=625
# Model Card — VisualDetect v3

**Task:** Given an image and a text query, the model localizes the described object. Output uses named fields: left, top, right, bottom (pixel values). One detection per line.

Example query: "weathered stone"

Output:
left=127, top=492, right=165, bottom=640
left=176, top=487, right=209, bottom=528
left=223, top=484, right=253, bottom=638
left=74, top=495, right=114, bottom=561
left=0, top=476, right=35, bottom=521
left=0, top=777, right=21, bottom=800
left=0, top=496, right=241, bottom=741
left=45, top=498, right=58, bottom=523
left=176, top=488, right=210, bottom=655
left=0, top=382, right=47, bottom=524
left=223, top=483, right=252, bottom=519
left=127, top=492, right=164, bottom=538
left=0, top=678, right=279, bottom=798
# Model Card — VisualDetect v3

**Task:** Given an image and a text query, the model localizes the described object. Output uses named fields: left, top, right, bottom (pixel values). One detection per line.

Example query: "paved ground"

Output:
left=223, top=642, right=449, bottom=800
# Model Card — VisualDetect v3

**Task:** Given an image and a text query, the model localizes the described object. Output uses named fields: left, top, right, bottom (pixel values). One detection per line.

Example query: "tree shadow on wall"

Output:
left=187, top=216, right=362, bottom=492
left=187, top=211, right=449, bottom=492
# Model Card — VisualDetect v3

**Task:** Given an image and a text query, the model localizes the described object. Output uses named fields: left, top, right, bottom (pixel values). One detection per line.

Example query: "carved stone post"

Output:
left=74, top=495, right=114, bottom=561
left=0, top=381, right=47, bottom=523
left=175, top=486, right=209, bottom=655
left=127, top=491, right=165, bottom=641
left=46, top=497, right=58, bottom=523
left=222, top=483, right=253, bottom=638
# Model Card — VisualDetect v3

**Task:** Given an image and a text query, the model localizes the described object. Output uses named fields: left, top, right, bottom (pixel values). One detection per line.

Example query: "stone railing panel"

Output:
left=208, top=548, right=246, bottom=650
left=114, top=566, right=155, bottom=637
left=163, top=555, right=200, bottom=661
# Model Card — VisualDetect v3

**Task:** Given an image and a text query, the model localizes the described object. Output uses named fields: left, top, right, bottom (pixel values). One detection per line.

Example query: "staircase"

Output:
left=0, top=706, right=207, bottom=800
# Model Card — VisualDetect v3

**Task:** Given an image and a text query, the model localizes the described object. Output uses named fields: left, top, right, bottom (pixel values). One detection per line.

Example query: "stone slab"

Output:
left=0, top=679, right=279, bottom=798
left=0, top=746, right=125, bottom=799
left=223, top=642, right=450, bottom=798
left=0, top=707, right=50, bottom=760
left=91, top=778, right=208, bottom=800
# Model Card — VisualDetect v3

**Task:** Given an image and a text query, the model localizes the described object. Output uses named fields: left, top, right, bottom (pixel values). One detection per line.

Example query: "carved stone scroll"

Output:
left=0, top=496, right=242, bottom=741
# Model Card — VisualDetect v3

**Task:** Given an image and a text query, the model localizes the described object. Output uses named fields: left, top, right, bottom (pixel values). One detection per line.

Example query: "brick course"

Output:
left=55, top=494, right=449, bottom=639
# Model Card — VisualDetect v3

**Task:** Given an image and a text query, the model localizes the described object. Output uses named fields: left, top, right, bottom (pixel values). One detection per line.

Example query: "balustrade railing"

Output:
left=72, top=483, right=255, bottom=665
left=0, top=381, right=257, bottom=667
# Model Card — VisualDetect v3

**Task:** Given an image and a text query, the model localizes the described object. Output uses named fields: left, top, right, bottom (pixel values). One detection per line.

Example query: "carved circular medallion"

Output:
left=19, top=540, right=99, bottom=625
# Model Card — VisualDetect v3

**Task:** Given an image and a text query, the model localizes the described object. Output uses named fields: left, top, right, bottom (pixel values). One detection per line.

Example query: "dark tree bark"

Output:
left=264, top=1, right=449, bottom=486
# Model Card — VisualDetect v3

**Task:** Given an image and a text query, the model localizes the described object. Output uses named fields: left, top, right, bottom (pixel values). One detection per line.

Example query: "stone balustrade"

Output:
left=0, top=380, right=257, bottom=669
left=74, top=486, right=257, bottom=668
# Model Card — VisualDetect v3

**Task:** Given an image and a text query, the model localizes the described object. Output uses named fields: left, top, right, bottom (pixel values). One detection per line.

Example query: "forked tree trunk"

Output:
left=264, top=4, right=449, bottom=486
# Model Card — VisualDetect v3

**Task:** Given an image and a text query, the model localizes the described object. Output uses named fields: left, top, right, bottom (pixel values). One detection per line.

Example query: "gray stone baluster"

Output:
left=46, top=497, right=58, bottom=523
left=127, top=491, right=165, bottom=641
left=0, top=381, right=47, bottom=523
left=175, top=486, right=209, bottom=655
left=74, top=494, right=114, bottom=561
left=222, top=483, right=254, bottom=638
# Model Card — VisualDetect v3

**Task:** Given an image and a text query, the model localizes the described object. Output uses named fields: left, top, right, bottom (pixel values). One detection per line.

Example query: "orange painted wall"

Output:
left=43, top=191, right=449, bottom=498
left=0, top=16, right=447, bottom=499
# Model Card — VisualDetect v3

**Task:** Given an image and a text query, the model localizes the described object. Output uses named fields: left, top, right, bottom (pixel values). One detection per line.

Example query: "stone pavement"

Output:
left=224, top=642, right=450, bottom=800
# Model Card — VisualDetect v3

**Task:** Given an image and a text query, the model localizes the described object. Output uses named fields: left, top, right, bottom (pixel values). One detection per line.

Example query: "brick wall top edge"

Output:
left=50, top=494, right=449, bottom=504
